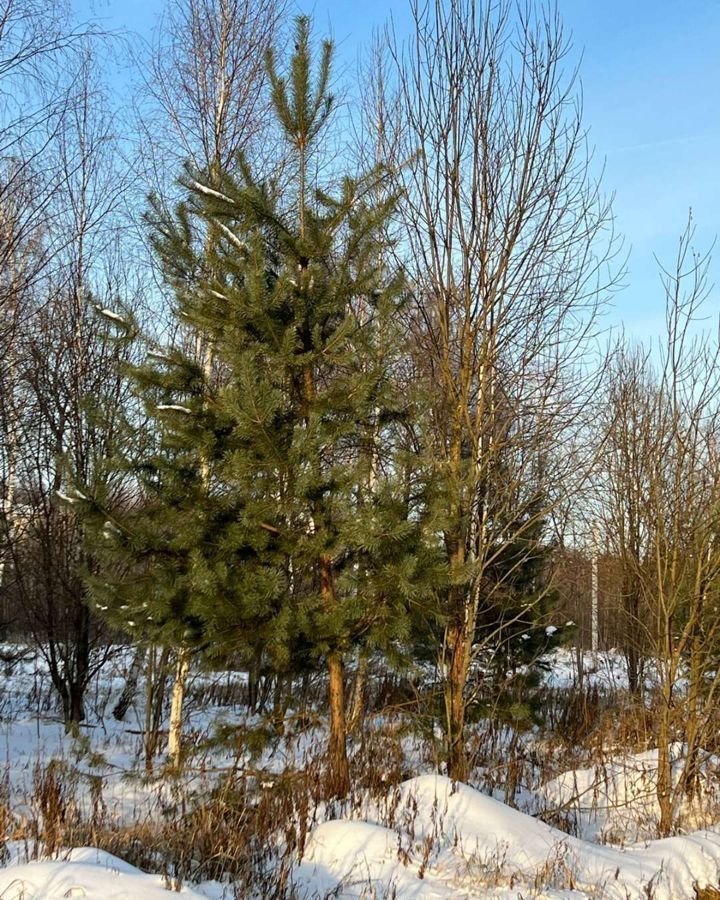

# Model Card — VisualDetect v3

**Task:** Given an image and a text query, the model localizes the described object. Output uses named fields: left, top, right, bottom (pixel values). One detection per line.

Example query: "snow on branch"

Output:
left=216, top=221, right=248, bottom=252
left=156, top=404, right=192, bottom=414
left=147, top=349, right=171, bottom=363
left=189, top=180, right=234, bottom=205
left=55, top=488, right=88, bottom=504
left=95, top=304, right=128, bottom=326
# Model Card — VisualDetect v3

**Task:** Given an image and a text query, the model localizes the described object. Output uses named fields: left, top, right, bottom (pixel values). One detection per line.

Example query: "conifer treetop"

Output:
left=265, top=16, right=334, bottom=151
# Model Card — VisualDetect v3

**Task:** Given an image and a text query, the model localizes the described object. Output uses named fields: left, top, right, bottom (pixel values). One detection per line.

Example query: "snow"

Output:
left=155, top=404, right=192, bottom=413
left=215, top=221, right=247, bottom=252
left=4, top=773, right=720, bottom=899
left=54, top=488, right=87, bottom=504
left=539, top=744, right=720, bottom=843
left=0, top=646, right=719, bottom=898
left=94, top=306, right=127, bottom=326
left=542, top=648, right=637, bottom=692
left=188, top=180, right=233, bottom=204
left=0, top=847, right=208, bottom=899
left=0, top=646, right=246, bottom=824
left=295, top=775, right=720, bottom=898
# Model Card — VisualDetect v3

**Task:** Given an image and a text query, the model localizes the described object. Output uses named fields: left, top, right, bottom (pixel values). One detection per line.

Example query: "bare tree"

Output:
left=597, top=220, right=720, bottom=836
left=0, top=0, right=98, bottom=623
left=385, top=0, right=618, bottom=779
left=597, top=344, right=656, bottom=694
left=135, top=0, right=286, bottom=202
left=4, top=48, right=138, bottom=729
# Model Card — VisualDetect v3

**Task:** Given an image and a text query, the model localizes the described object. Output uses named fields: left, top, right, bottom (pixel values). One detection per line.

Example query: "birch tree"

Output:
left=386, top=0, right=618, bottom=778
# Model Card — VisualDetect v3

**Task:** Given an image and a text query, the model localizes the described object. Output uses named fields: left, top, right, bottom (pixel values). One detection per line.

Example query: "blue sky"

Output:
left=79, top=0, right=720, bottom=339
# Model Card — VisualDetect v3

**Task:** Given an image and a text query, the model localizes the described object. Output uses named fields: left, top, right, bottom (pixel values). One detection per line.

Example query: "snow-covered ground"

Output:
left=538, top=744, right=720, bottom=844
left=0, top=645, right=247, bottom=825
left=295, top=775, right=720, bottom=899
left=0, top=847, right=210, bottom=899
left=0, top=644, right=718, bottom=898
left=541, top=647, right=654, bottom=693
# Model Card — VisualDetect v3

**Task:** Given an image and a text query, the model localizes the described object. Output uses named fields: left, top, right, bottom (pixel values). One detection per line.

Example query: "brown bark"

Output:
left=445, top=614, right=471, bottom=782
left=113, top=646, right=144, bottom=722
left=382, top=0, right=615, bottom=790
left=144, top=645, right=171, bottom=774
left=321, top=556, right=350, bottom=797
left=327, top=650, right=350, bottom=797
left=348, top=651, right=368, bottom=736
left=656, top=692, right=673, bottom=838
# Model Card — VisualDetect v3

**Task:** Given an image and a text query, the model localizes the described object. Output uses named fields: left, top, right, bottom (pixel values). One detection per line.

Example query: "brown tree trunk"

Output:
left=656, top=680, right=673, bottom=837
left=68, top=682, right=86, bottom=728
left=683, top=637, right=703, bottom=801
left=623, top=574, right=642, bottom=696
left=348, top=651, right=368, bottom=736
left=321, top=555, right=350, bottom=797
left=59, top=600, right=90, bottom=732
left=327, top=650, right=350, bottom=797
left=145, top=645, right=170, bottom=774
left=445, top=614, right=470, bottom=783
left=113, top=646, right=144, bottom=722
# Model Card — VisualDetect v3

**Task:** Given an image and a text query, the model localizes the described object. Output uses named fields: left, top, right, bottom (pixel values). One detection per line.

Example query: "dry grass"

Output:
left=12, top=756, right=334, bottom=897
left=5, top=723, right=417, bottom=898
left=695, top=888, right=720, bottom=900
left=2, top=660, right=720, bottom=896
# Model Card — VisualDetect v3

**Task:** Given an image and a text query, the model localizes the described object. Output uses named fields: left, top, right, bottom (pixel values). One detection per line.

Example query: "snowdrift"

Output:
left=294, top=774, right=720, bottom=898
left=540, top=745, right=720, bottom=843
left=2, top=778, right=720, bottom=898
left=0, top=847, right=208, bottom=899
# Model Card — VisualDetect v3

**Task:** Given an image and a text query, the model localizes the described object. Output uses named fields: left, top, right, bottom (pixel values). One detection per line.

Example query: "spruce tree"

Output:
left=74, top=16, right=436, bottom=795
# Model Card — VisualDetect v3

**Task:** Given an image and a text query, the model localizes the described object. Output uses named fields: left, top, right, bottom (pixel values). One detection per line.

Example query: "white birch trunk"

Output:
left=167, top=647, right=190, bottom=768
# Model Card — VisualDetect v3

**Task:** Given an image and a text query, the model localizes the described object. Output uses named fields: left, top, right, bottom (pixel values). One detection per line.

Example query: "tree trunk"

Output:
left=684, top=722, right=701, bottom=802
left=623, top=579, right=642, bottom=696
left=247, top=656, right=259, bottom=713
left=575, top=640, right=584, bottom=690
left=272, top=674, right=286, bottom=735
left=58, top=681, right=85, bottom=732
left=145, top=646, right=156, bottom=774
left=348, top=651, right=368, bottom=736
left=319, top=553, right=350, bottom=797
left=113, top=646, right=144, bottom=722
left=683, top=640, right=703, bottom=801
left=327, top=650, right=350, bottom=797
left=145, top=645, right=170, bottom=774
left=503, top=729, right=520, bottom=807
left=626, top=644, right=639, bottom=696
left=68, top=682, right=85, bottom=727
left=59, top=606, right=90, bottom=733
left=445, top=615, right=470, bottom=783
left=623, top=599, right=641, bottom=695
left=167, top=646, right=189, bottom=769
left=656, top=686, right=673, bottom=837
left=0, top=404, right=17, bottom=634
